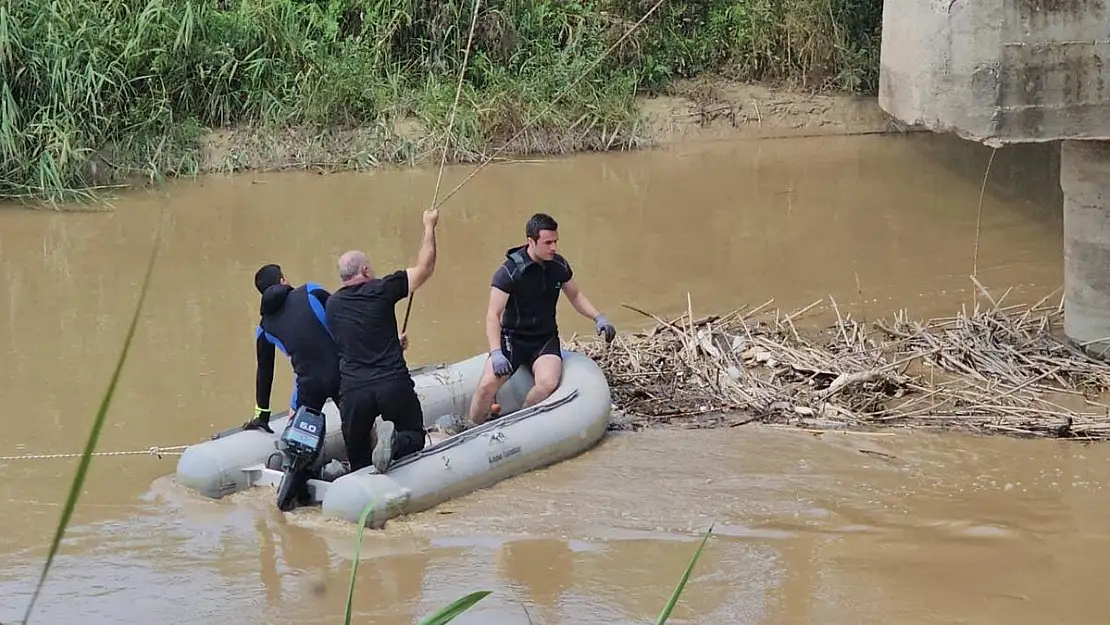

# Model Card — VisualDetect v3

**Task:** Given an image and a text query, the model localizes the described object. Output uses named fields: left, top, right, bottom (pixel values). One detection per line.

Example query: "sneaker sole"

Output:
left=372, top=418, right=395, bottom=474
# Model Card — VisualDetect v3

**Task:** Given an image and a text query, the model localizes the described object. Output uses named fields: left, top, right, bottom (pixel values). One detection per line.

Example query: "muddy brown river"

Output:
left=2, top=132, right=1104, bottom=624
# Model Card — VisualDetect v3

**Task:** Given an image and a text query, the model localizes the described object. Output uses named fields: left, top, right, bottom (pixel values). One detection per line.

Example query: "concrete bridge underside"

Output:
left=879, top=0, right=1110, bottom=352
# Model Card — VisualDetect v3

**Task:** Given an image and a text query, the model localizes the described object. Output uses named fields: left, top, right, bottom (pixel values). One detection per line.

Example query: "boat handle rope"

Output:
left=0, top=445, right=190, bottom=462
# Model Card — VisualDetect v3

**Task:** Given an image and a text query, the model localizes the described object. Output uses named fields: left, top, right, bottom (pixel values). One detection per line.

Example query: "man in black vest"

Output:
left=244, top=264, right=341, bottom=434
left=466, top=212, right=616, bottom=427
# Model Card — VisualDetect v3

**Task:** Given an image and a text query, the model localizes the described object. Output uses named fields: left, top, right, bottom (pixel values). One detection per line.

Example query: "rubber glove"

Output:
left=490, top=349, right=513, bottom=377
left=594, top=314, right=616, bottom=343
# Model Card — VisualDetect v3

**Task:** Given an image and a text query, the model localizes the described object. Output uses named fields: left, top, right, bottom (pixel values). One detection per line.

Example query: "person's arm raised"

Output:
left=404, top=207, right=439, bottom=296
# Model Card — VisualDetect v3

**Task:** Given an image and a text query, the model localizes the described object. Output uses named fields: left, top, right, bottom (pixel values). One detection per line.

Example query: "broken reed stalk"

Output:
left=565, top=282, right=1110, bottom=440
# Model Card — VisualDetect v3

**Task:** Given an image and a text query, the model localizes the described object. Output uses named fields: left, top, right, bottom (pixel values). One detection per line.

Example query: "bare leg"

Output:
left=468, top=357, right=511, bottom=425
left=523, top=354, right=563, bottom=407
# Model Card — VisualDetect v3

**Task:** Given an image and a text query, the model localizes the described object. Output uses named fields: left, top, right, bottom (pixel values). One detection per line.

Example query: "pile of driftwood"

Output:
left=566, top=288, right=1110, bottom=440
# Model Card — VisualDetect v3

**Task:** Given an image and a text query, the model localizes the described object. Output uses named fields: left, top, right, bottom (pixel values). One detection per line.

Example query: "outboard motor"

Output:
left=273, top=406, right=326, bottom=512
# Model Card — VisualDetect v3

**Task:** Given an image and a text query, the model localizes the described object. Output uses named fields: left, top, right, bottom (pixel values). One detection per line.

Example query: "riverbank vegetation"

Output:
left=567, top=283, right=1110, bottom=440
left=2, top=0, right=883, bottom=203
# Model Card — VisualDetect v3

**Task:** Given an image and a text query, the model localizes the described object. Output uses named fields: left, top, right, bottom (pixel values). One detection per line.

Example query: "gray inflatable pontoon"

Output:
left=174, top=349, right=612, bottom=527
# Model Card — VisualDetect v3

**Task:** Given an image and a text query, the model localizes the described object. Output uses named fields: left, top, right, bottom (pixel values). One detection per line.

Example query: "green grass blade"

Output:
left=342, top=500, right=376, bottom=625
left=343, top=497, right=490, bottom=625
left=418, top=590, right=493, bottom=625
left=21, top=208, right=164, bottom=624
left=655, top=523, right=714, bottom=625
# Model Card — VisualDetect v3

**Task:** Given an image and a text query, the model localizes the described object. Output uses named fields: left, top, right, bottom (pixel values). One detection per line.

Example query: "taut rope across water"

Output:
left=0, top=445, right=189, bottom=462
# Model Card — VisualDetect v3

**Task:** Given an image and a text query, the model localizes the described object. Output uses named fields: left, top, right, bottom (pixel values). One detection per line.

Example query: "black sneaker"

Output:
left=371, top=417, right=395, bottom=474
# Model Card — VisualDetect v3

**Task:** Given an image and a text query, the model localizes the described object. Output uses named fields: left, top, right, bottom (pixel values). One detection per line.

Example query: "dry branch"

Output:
left=566, top=287, right=1110, bottom=440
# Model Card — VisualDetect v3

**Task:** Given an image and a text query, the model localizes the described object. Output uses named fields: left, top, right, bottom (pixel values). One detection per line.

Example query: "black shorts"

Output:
left=500, top=331, right=562, bottom=373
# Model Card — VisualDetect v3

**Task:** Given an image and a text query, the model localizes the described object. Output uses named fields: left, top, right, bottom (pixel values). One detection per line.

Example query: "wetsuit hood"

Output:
left=260, top=283, right=294, bottom=315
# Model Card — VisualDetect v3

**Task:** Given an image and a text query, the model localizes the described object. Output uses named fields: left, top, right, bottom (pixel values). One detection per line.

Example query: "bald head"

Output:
left=337, top=250, right=372, bottom=283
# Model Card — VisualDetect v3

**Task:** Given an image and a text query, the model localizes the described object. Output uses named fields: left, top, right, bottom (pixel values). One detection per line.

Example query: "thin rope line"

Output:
left=0, top=445, right=190, bottom=462
left=972, top=146, right=997, bottom=279
left=430, top=0, right=669, bottom=212
left=970, top=146, right=998, bottom=312
left=430, top=0, right=483, bottom=210
left=401, top=0, right=668, bottom=333
left=402, top=0, right=484, bottom=334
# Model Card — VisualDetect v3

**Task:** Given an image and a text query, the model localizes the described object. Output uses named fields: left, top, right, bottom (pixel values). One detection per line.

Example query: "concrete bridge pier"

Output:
left=1062, top=141, right=1110, bottom=353
left=877, top=0, right=1110, bottom=353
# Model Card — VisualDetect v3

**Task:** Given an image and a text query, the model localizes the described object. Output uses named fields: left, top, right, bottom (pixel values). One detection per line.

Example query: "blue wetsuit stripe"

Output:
left=304, top=281, right=335, bottom=339
left=264, top=330, right=289, bottom=356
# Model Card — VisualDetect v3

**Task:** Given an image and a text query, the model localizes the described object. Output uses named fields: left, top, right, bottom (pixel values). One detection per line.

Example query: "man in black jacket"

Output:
left=244, top=264, right=341, bottom=434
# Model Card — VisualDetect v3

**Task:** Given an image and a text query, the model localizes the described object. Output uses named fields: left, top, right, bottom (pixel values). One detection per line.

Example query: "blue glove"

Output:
left=490, top=349, right=513, bottom=377
left=594, top=314, right=616, bottom=343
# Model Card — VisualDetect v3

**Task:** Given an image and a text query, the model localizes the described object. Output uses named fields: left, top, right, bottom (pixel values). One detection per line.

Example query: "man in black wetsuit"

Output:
left=244, top=264, right=341, bottom=434
left=467, top=212, right=616, bottom=426
left=325, top=207, right=440, bottom=473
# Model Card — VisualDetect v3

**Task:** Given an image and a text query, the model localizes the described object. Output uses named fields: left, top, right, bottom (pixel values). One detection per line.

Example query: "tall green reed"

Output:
left=17, top=208, right=164, bottom=624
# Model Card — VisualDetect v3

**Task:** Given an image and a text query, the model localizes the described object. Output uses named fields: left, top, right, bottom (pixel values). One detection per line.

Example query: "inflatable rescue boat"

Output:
left=174, top=349, right=612, bottom=527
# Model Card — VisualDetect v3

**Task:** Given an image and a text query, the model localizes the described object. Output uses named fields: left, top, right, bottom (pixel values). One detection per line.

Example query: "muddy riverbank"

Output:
left=199, top=79, right=907, bottom=176
left=8, top=77, right=905, bottom=208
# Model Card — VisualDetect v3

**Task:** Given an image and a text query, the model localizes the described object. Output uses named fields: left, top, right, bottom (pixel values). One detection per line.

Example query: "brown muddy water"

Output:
left=1, top=132, right=1103, bottom=625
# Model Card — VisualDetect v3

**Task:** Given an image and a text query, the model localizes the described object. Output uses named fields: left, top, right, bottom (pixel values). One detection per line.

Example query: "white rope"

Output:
left=0, top=445, right=190, bottom=462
